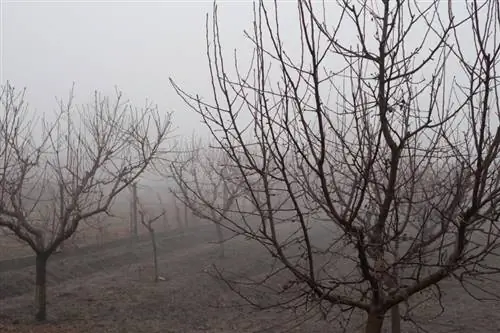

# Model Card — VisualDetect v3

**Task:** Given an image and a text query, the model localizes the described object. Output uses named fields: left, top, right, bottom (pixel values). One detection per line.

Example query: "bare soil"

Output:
left=1, top=224, right=499, bottom=333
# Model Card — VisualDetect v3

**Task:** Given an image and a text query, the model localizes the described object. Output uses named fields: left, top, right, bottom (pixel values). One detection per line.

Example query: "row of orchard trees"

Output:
left=0, top=84, right=171, bottom=321
left=3, top=0, right=500, bottom=332
left=169, top=1, right=500, bottom=333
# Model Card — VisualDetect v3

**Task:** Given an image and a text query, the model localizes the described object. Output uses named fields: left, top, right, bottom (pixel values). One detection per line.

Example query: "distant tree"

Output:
left=171, top=139, right=247, bottom=258
left=0, top=83, right=171, bottom=321
left=137, top=190, right=165, bottom=282
left=170, top=1, right=500, bottom=332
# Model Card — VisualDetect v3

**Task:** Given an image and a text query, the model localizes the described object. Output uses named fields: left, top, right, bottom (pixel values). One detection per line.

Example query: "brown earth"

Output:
left=1, top=223, right=499, bottom=333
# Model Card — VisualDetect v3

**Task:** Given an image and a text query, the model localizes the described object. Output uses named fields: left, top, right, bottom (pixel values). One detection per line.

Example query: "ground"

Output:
left=1, top=223, right=500, bottom=333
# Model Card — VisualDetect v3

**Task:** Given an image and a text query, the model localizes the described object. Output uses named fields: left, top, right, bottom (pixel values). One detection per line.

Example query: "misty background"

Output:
left=0, top=0, right=476, bottom=219
left=1, top=1, right=257, bottom=138
left=0, top=1, right=469, bottom=140
left=1, top=1, right=250, bottom=206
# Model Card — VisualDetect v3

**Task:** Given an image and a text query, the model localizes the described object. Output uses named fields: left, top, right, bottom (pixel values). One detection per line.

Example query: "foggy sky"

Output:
left=0, top=1, right=262, bottom=138
left=1, top=1, right=473, bottom=139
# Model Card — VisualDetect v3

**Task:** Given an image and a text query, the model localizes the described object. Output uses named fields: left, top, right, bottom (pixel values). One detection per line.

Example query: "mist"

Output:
left=2, top=1, right=500, bottom=333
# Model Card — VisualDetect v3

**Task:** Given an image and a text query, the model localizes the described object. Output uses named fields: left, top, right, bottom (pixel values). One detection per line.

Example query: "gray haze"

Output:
left=1, top=1, right=471, bottom=137
left=0, top=0, right=474, bottom=192
left=0, top=1, right=262, bottom=138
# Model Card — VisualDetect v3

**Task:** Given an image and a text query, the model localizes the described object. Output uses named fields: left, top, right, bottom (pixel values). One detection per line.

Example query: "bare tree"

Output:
left=170, top=1, right=500, bottom=332
left=0, top=83, right=171, bottom=321
left=171, top=139, right=248, bottom=258
left=137, top=191, right=165, bottom=282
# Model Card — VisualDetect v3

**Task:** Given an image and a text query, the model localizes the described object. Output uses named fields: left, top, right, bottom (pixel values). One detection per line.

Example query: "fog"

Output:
left=1, top=1, right=258, bottom=139
left=1, top=2, right=499, bottom=333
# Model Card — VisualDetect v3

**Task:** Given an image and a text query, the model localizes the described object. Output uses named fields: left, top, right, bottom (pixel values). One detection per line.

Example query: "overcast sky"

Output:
left=0, top=0, right=485, bottom=197
left=0, top=0, right=473, bottom=140
left=0, top=1, right=263, bottom=138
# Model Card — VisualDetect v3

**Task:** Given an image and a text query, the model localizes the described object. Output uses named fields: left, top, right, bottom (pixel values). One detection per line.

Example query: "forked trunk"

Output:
left=365, top=312, right=384, bottom=333
left=35, top=253, right=48, bottom=321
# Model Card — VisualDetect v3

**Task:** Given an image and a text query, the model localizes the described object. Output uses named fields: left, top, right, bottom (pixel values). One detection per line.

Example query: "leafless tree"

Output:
left=170, top=1, right=500, bottom=332
left=0, top=83, right=171, bottom=321
left=137, top=191, right=165, bottom=283
left=171, top=139, right=248, bottom=258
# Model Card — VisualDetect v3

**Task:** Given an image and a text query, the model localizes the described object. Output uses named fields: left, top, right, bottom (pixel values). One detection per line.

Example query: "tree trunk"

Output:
left=391, top=227, right=401, bottom=333
left=131, top=183, right=138, bottom=241
left=391, top=305, right=401, bottom=333
left=215, top=223, right=224, bottom=258
left=150, top=228, right=159, bottom=282
left=365, top=312, right=384, bottom=333
left=35, top=253, right=48, bottom=321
